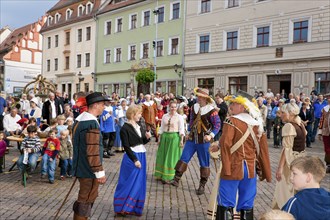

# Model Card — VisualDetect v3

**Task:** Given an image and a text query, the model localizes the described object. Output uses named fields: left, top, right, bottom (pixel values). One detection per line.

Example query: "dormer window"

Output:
left=86, top=2, right=93, bottom=14
left=78, top=5, right=84, bottom=17
left=47, top=16, right=53, bottom=26
left=55, top=13, right=61, bottom=23
left=66, top=9, right=72, bottom=20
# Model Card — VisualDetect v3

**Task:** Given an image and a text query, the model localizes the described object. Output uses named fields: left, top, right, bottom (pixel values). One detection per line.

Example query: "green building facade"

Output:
left=95, top=0, right=184, bottom=97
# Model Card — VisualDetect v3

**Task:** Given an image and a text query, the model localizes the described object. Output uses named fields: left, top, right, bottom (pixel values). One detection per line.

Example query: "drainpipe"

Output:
left=181, top=0, right=187, bottom=96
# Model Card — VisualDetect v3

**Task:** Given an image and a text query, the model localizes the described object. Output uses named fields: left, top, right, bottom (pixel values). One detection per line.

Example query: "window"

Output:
left=143, top=43, right=149, bottom=59
left=105, top=21, right=111, bottom=35
left=293, top=20, right=308, bottom=43
left=227, top=31, right=238, bottom=50
left=172, top=3, right=180, bottom=20
left=199, top=35, right=209, bottom=53
left=65, top=31, right=70, bottom=45
left=65, top=56, right=70, bottom=69
left=130, top=14, right=137, bottom=29
left=198, top=78, right=214, bottom=96
left=54, top=58, right=58, bottom=71
left=257, top=26, right=269, bottom=47
left=115, top=48, right=122, bottom=62
left=47, top=16, right=52, bottom=26
left=47, top=60, right=50, bottom=72
left=78, top=6, right=83, bottom=17
left=228, top=0, right=239, bottom=8
left=55, top=35, right=59, bottom=47
left=229, top=76, right=247, bottom=94
left=47, top=37, right=51, bottom=49
left=171, top=38, right=179, bottom=55
left=55, top=13, right=60, bottom=23
left=77, top=54, right=82, bottom=68
left=86, top=27, right=91, bottom=41
left=157, top=7, right=164, bottom=23
left=66, top=9, right=72, bottom=20
left=116, top=18, right=122, bottom=32
left=168, top=81, right=177, bottom=94
left=86, top=3, right=92, bottom=14
left=77, top=29, right=82, bottom=42
left=201, top=0, right=211, bottom=13
left=156, top=40, right=163, bottom=57
left=130, top=45, right=136, bottom=60
left=315, top=72, right=330, bottom=94
left=85, top=53, right=90, bottom=67
left=143, top=11, right=150, bottom=26
left=105, top=49, right=111, bottom=63
left=84, top=83, right=89, bottom=93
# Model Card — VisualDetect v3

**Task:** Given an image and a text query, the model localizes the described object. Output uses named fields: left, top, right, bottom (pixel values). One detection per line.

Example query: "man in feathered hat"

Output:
left=171, top=87, right=220, bottom=195
left=210, top=90, right=271, bottom=220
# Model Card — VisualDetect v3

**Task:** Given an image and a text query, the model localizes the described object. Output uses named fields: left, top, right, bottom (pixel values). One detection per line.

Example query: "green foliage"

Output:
left=135, top=68, right=155, bottom=83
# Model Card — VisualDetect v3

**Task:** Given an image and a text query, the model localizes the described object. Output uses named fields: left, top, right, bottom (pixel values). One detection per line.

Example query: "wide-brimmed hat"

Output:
left=194, top=87, right=213, bottom=103
left=30, top=97, right=39, bottom=104
left=86, top=92, right=109, bottom=106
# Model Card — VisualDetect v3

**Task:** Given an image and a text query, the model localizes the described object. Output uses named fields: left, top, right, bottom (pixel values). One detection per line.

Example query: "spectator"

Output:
left=3, top=107, right=22, bottom=146
left=19, top=94, right=30, bottom=118
left=265, top=88, right=274, bottom=98
left=266, top=97, right=274, bottom=139
left=136, top=93, right=145, bottom=104
left=58, top=129, right=73, bottom=180
left=22, top=117, right=40, bottom=137
left=63, top=103, right=74, bottom=119
left=0, top=131, right=6, bottom=173
left=187, top=93, right=196, bottom=108
left=273, top=110, right=283, bottom=148
left=42, top=93, right=61, bottom=125
left=312, top=94, right=328, bottom=142
left=282, top=156, right=330, bottom=219
left=41, top=129, right=60, bottom=184
left=100, top=100, right=117, bottom=158
left=299, top=102, right=313, bottom=148
left=55, top=90, right=65, bottom=114
left=318, top=95, right=330, bottom=173
left=56, top=115, right=68, bottom=138
left=114, top=99, right=128, bottom=152
left=28, top=97, right=42, bottom=126
left=257, top=97, right=267, bottom=131
left=214, top=93, right=228, bottom=140
left=17, top=125, right=41, bottom=183
left=0, top=94, right=7, bottom=131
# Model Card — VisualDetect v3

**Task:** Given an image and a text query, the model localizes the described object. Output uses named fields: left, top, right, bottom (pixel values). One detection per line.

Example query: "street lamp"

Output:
left=153, top=3, right=159, bottom=94
left=77, top=71, right=84, bottom=92
left=317, top=77, right=321, bottom=94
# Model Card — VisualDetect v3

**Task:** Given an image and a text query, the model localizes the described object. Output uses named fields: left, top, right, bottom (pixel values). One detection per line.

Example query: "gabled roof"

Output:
left=0, top=22, right=35, bottom=53
left=97, top=0, right=146, bottom=15
left=40, top=0, right=102, bottom=33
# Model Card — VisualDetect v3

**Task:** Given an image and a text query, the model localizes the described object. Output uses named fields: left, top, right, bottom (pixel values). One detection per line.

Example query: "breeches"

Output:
left=180, top=140, right=210, bottom=167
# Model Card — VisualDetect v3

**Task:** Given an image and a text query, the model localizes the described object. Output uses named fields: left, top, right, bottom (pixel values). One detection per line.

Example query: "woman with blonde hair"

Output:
left=113, top=105, right=151, bottom=216
left=272, top=102, right=307, bottom=209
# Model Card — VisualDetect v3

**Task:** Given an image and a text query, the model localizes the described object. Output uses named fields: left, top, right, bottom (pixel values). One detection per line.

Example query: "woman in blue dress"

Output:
left=113, top=105, right=151, bottom=216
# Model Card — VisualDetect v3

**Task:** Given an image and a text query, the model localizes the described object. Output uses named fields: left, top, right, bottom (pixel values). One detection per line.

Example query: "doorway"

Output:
left=267, top=74, right=291, bottom=95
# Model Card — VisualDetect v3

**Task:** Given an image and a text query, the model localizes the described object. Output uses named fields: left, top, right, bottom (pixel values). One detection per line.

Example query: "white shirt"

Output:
left=50, top=100, right=57, bottom=119
left=3, top=114, right=21, bottom=132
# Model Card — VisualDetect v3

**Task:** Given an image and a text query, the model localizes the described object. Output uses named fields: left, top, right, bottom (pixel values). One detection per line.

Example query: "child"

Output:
left=56, top=115, right=68, bottom=138
left=58, top=130, right=72, bottom=180
left=17, top=126, right=41, bottom=182
left=282, top=156, right=330, bottom=219
left=40, top=118, right=58, bottom=137
left=156, top=104, right=164, bottom=131
left=22, top=117, right=40, bottom=137
left=273, top=110, right=283, bottom=148
left=41, top=129, right=60, bottom=184
left=260, top=210, right=294, bottom=220
left=0, top=131, right=7, bottom=173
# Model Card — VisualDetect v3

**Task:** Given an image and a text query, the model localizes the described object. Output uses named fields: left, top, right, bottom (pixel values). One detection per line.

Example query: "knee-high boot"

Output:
left=216, top=206, right=234, bottom=220
left=196, top=167, right=210, bottom=195
left=170, top=160, right=188, bottom=187
left=240, top=208, right=253, bottom=220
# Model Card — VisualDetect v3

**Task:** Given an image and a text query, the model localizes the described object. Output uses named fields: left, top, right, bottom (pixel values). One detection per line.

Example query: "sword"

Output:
left=54, top=177, right=77, bottom=220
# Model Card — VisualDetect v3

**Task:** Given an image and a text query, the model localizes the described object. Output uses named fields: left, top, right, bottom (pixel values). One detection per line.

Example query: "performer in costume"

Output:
left=318, top=93, right=330, bottom=173
left=171, top=87, right=220, bottom=195
left=113, top=105, right=151, bottom=216
left=155, top=101, right=185, bottom=183
left=72, top=92, right=107, bottom=220
left=210, top=91, right=271, bottom=220
left=272, top=102, right=306, bottom=209
left=142, top=94, right=159, bottom=142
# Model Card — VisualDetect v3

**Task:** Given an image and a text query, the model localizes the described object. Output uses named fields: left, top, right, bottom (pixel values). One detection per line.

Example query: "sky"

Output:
left=0, top=0, right=58, bottom=29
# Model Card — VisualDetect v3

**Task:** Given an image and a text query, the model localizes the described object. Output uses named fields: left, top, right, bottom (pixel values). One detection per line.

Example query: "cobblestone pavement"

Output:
left=0, top=138, right=329, bottom=220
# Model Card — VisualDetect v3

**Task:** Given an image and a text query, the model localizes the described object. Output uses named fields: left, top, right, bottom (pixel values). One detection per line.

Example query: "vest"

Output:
left=189, top=109, right=215, bottom=144
left=292, top=123, right=306, bottom=152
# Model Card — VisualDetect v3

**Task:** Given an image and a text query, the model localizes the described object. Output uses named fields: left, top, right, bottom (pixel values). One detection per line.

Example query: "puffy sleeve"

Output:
left=281, top=123, right=297, bottom=167
left=178, top=114, right=185, bottom=136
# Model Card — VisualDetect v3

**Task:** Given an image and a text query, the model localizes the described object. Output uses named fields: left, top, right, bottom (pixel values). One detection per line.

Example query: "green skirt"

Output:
left=154, top=132, right=182, bottom=181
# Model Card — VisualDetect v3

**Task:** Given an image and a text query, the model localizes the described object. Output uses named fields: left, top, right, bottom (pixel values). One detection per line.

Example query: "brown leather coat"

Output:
left=220, top=117, right=272, bottom=182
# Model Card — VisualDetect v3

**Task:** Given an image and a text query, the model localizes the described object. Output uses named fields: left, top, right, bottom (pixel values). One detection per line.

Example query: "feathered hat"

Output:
left=194, top=87, right=213, bottom=104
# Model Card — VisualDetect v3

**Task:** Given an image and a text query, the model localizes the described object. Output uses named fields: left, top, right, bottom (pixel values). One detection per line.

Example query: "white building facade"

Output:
left=184, top=0, right=330, bottom=96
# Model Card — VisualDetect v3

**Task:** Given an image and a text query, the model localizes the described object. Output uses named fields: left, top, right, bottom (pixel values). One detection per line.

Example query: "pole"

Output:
left=153, top=0, right=159, bottom=94
left=318, top=77, right=321, bottom=94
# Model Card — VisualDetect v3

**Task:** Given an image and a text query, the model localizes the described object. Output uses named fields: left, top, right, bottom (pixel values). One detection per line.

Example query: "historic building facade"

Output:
left=0, top=18, right=46, bottom=94
left=40, top=0, right=104, bottom=97
left=184, top=0, right=330, bottom=96
left=95, top=0, right=185, bottom=97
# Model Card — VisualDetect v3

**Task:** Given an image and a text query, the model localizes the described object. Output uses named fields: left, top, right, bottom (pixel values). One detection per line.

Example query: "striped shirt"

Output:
left=21, top=137, right=41, bottom=153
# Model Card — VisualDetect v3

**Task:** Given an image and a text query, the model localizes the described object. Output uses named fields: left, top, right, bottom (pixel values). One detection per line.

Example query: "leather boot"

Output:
left=73, top=213, right=88, bottom=220
left=196, top=167, right=210, bottom=195
left=170, top=160, right=187, bottom=187
left=216, top=206, right=234, bottom=220
left=240, top=208, right=253, bottom=220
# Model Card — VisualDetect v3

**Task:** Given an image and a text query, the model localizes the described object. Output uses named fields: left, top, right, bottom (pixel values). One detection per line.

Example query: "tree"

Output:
left=135, top=68, right=155, bottom=94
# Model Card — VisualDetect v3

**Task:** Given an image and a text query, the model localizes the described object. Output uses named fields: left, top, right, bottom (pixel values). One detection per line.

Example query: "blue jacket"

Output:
left=100, top=109, right=116, bottom=133
left=282, top=188, right=330, bottom=220
left=313, top=100, right=328, bottom=119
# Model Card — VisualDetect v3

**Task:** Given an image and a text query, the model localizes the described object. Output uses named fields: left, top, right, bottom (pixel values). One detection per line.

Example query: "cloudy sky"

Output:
left=0, top=0, right=57, bottom=29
